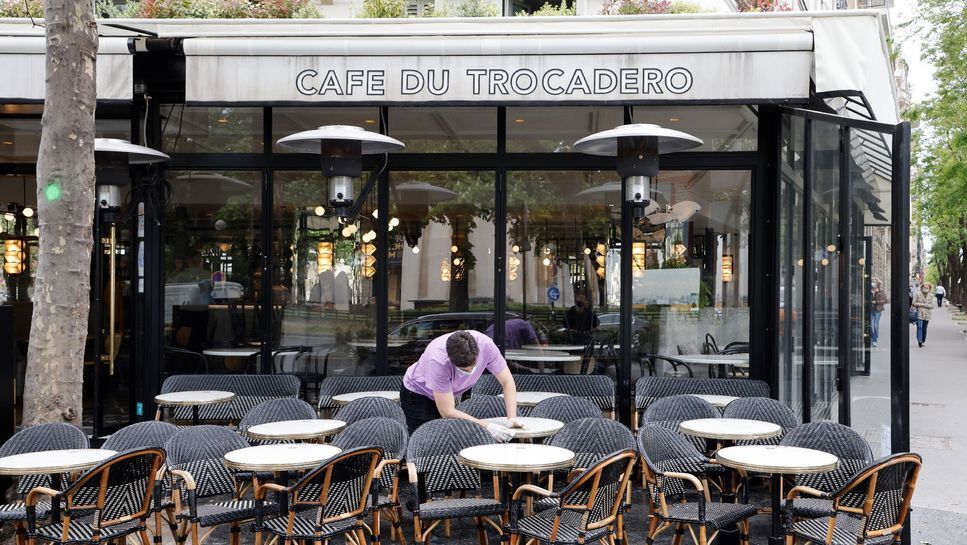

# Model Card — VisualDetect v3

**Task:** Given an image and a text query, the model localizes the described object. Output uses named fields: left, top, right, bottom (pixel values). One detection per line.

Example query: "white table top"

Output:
left=245, top=419, right=346, bottom=441
left=687, top=394, right=740, bottom=408
left=202, top=348, right=259, bottom=357
left=500, top=391, right=567, bottom=407
left=348, top=340, right=408, bottom=349
left=521, top=344, right=587, bottom=352
left=716, top=445, right=839, bottom=475
left=483, top=417, right=564, bottom=440
left=674, top=354, right=750, bottom=367
left=331, top=390, right=400, bottom=406
left=504, top=350, right=581, bottom=363
left=459, top=444, right=575, bottom=473
left=0, top=449, right=118, bottom=476
left=224, top=444, right=342, bottom=472
left=155, top=390, right=236, bottom=406
left=679, top=418, right=782, bottom=441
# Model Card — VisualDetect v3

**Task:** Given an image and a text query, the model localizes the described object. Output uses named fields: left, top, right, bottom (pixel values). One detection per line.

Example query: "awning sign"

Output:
left=187, top=52, right=810, bottom=104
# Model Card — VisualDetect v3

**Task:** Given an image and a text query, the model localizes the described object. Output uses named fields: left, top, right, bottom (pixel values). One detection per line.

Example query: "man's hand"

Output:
left=486, top=423, right=515, bottom=442
left=506, top=417, right=526, bottom=429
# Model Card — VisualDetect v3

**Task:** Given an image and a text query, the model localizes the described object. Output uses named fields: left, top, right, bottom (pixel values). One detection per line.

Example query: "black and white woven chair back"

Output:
left=559, top=450, right=636, bottom=530
left=721, top=397, right=798, bottom=445
left=780, top=421, right=874, bottom=491
left=318, top=376, right=404, bottom=412
left=334, top=396, right=407, bottom=427
left=238, top=398, right=317, bottom=440
left=834, top=453, right=921, bottom=538
left=549, top=418, right=635, bottom=469
left=456, top=395, right=505, bottom=419
left=406, top=419, right=493, bottom=496
left=292, top=447, right=382, bottom=520
left=165, top=425, right=250, bottom=498
left=102, top=421, right=180, bottom=451
left=529, top=396, right=601, bottom=423
left=471, top=375, right=616, bottom=413
left=637, top=424, right=709, bottom=498
left=332, top=417, right=408, bottom=489
left=634, top=376, right=770, bottom=414
left=229, top=375, right=302, bottom=420
left=0, top=422, right=89, bottom=496
left=642, top=395, right=717, bottom=451
left=68, top=448, right=165, bottom=530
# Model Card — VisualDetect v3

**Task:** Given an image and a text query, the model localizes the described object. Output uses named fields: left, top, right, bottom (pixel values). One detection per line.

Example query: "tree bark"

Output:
left=21, top=1, right=97, bottom=427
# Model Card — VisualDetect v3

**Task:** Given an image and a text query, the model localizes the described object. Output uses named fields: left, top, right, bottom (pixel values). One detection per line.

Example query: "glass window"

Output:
left=633, top=106, right=758, bottom=152
left=779, top=114, right=805, bottom=420
left=506, top=107, right=623, bottom=153
left=629, top=170, right=753, bottom=378
left=162, top=106, right=263, bottom=153
left=389, top=108, right=496, bottom=153
left=0, top=175, right=38, bottom=303
left=387, top=171, right=496, bottom=373
left=506, top=170, right=619, bottom=375
left=273, top=107, right=380, bottom=153
left=163, top=170, right=263, bottom=374
left=0, top=118, right=131, bottom=163
left=272, top=170, right=379, bottom=377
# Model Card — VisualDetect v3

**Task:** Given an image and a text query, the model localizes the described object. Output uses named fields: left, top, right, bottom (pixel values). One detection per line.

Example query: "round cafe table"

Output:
left=674, top=354, right=750, bottom=378
left=482, top=417, right=564, bottom=440
left=245, top=419, right=346, bottom=442
left=155, top=390, right=235, bottom=426
left=679, top=418, right=782, bottom=443
left=716, top=445, right=839, bottom=545
left=499, top=391, right=566, bottom=408
left=520, top=344, right=587, bottom=352
left=331, top=390, right=400, bottom=406
left=0, top=448, right=117, bottom=520
left=687, top=394, right=739, bottom=409
left=504, top=350, right=581, bottom=374
left=224, top=443, right=342, bottom=511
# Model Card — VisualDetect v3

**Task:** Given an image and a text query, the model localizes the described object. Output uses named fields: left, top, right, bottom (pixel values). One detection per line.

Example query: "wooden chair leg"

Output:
left=671, top=523, right=685, bottom=545
left=372, top=509, right=381, bottom=545
left=699, top=525, right=707, bottom=545
left=191, top=522, right=200, bottom=545
left=356, top=528, right=369, bottom=545
left=138, top=530, right=152, bottom=545
left=644, top=515, right=660, bottom=545
left=413, top=515, right=423, bottom=545
left=474, top=516, right=488, bottom=545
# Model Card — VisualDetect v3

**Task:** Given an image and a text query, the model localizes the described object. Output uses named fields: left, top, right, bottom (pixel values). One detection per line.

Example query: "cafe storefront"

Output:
left=0, top=11, right=909, bottom=456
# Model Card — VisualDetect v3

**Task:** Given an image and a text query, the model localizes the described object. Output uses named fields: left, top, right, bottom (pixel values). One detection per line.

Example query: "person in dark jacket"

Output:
left=563, top=293, right=599, bottom=343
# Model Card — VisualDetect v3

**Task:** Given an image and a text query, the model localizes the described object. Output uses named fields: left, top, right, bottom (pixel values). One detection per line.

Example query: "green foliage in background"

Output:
left=600, top=0, right=707, bottom=15
left=904, top=0, right=967, bottom=304
left=357, top=0, right=408, bottom=18
left=518, top=1, right=576, bottom=16
left=0, top=0, right=324, bottom=18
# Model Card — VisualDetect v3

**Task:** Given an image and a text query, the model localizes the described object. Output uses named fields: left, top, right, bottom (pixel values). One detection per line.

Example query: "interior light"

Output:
left=372, top=209, right=378, bottom=219
left=511, top=244, right=520, bottom=253
left=314, top=205, right=326, bottom=216
left=1, top=140, right=12, bottom=145
left=451, top=245, right=459, bottom=253
left=453, top=258, right=461, bottom=266
left=341, top=226, right=352, bottom=237
left=542, top=257, right=551, bottom=266
left=514, top=119, right=526, bottom=124
left=584, top=247, right=592, bottom=255
left=21, top=207, right=33, bottom=218
left=216, top=117, right=229, bottom=124
left=668, top=118, right=680, bottom=122
left=821, top=258, right=829, bottom=266
left=364, top=119, right=377, bottom=125
left=389, top=217, right=400, bottom=227
left=412, top=246, right=420, bottom=254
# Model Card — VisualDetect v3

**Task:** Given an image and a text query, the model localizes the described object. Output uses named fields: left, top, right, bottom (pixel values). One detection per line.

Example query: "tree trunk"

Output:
left=21, top=0, right=97, bottom=427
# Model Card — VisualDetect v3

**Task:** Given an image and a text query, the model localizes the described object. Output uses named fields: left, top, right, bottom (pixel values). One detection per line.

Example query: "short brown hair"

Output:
left=446, top=331, right=479, bottom=368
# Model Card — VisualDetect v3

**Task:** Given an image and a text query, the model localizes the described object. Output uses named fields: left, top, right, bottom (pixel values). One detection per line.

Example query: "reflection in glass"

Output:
left=389, top=108, right=496, bottom=153
left=163, top=171, right=263, bottom=374
left=633, top=106, right=758, bottom=152
left=273, top=171, right=378, bottom=378
left=273, top=108, right=380, bottom=153
left=506, top=107, right=623, bottom=153
left=779, top=114, right=805, bottom=420
left=387, top=171, right=495, bottom=373
left=162, top=106, right=264, bottom=153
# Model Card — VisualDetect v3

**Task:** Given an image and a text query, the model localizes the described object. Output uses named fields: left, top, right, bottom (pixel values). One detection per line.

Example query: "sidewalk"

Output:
left=909, top=303, right=967, bottom=544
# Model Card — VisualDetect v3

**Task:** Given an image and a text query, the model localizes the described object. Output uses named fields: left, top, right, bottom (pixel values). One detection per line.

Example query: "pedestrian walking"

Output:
left=913, top=283, right=934, bottom=348
left=935, top=284, right=946, bottom=308
left=871, top=279, right=888, bottom=347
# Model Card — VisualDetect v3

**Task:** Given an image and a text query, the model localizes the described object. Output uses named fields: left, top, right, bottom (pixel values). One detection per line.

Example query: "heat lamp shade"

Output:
left=276, top=125, right=405, bottom=154
left=572, top=124, right=703, bottom=156
left=94, top=138, right=170, bottom=164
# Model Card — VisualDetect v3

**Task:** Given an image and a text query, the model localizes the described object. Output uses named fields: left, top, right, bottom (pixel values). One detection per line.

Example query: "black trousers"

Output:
left=937, top=294, right=944, bottom=307
left=400, top=386, right=441, bottom=433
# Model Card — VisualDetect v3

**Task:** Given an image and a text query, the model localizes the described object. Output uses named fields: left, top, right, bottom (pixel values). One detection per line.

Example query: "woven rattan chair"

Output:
left=25, top=448, right=166, bottom=545
left=529, top=395, right=602, bottom=423
left=457, top=396, right=506, bottom=419
left=332, top=418, right=409, bottom=545
left=254, top=446, right=382, bottom=545
left=471, top=375, right=615, bottom=417
left=779, top=421, right=874, bottom=519
left=102, top=421, right=181, bottom=545
left=0, top=423, right=89, bottom=545
left=237, top=398, right=317, bottom=444
left=509, top=449, right=637, bottom=545
left=638, top=425, right=757, bottom=545
left=157, top=375, right=301, bottom=424
left=165, top=425, right=270, bottom=545
left=405, top=419, right=502, bottom=545
left=317, top=376, right=404, bottom=416
left=334, top=397, right=407, bottom=428
left=784, top=452, right=922, bottom=545
left=642, top=395, right=719, bottom=452
left=634, top=377, right=770, bottom=428
left=721, top=397, right=799, bottom=445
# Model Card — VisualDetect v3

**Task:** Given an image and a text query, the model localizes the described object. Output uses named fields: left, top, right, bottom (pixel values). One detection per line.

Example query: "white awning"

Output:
left=0, top=36, right=132, bottom=102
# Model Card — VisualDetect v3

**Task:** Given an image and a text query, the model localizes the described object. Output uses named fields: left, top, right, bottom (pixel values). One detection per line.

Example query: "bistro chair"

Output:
left=784, top=452, right=922, bottom=545
left=163, top=347, right=209, bottom=375
left=471, top=374, right=616, bottom=418
left=509, top=449, right=637, bottom=545
left=634, top=377, right=770, bottom=427
left=638, top=424, right=758, bottom=545
left=457, top=395, right=506, bottom=419
left=529, top=395, right=602, bottom=423
left=646, top=353, right=694, bottom=378
left=334, top=397, right=408, bottom=428
left=405, top=419, right=503, bottom=545
left=642, top=395, right=719, bottom=452
left=317, top=376, right=404, bottom=417
left=332, top=417, right=409, bottom=545
left=779, top=421, right=874, bottom=520
left=25, top=448, right=166, bottom=545
left=0, top=423, right=89, bottom=545
left=721, top=397, right=799, bottom=445
left=102, top=421, right=181, bottom=545
left=253, top=446, right=382, bottom=545
left=165, top=426, right=269, bottom=545
left=237, top=398, right=317, bottom=444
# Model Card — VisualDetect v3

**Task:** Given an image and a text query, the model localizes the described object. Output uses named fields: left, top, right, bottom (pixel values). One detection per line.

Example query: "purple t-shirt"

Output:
left=403, top=330, right=508, bottom=399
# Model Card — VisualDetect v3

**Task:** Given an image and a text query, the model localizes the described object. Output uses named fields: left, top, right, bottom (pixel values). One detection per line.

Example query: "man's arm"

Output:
left=494, top=368, right=518, bottom=420
left=432, top=391, right=488, bottom=427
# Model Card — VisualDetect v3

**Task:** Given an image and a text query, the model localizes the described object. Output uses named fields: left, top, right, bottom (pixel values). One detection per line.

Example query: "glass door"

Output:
left=777, top=107, right=909, bottom=457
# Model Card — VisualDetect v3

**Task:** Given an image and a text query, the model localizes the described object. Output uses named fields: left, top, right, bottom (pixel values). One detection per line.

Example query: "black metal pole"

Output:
left=92, top=207, right=104, bottom=437
left=375, top=106, right=390, bottom=376
left=494, top=108, right=507, bottom=352
left=801, top=118, right=814, bottom=423
left=259, top=108, right=274, bottom=374
left=837, top=125, right=852, bottom=425
left=616, top=106, right=634, bottom=427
